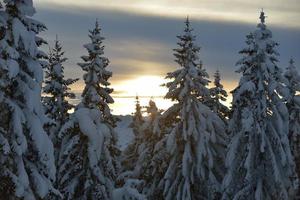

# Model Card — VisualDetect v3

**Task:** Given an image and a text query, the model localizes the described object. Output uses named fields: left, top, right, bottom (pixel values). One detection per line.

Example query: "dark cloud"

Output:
left=35, top=5, right=300, bottom=86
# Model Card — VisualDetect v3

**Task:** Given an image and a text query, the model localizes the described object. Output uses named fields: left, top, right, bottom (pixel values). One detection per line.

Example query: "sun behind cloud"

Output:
left=113, top=75, right=167, bottom=97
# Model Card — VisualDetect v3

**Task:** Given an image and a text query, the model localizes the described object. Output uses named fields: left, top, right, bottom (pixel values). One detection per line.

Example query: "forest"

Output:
left=0, top=0, right=299, bottom=200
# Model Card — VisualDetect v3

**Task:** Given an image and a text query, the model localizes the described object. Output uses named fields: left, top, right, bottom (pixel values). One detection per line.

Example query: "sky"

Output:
left=34, top=0, right=300, bottom=114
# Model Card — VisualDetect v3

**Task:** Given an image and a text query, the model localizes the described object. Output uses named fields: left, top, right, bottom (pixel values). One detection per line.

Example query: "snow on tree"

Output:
left=0, top=2, right=4, bottom=41
left=122, top=95, right=145, bottom=172
left=222, top=11, right=297, bottom=200
left=116, top=100, right=163, bottom=200
left=131, top=95, right=144, bottom=135
left=284, top=58, right=300, bottom=193
left=121, top=100, right=162, bottom=181
left=57, top=20, right=119, bottom=200
left=207, top=70, right=230, bottom=122
left=112, top=179, right=146, bottom=200
left=43, top=36, right=78, bottom=158
left=134, top=100, right=163, bottom=179
left=148, top=18, right=227, bottom=200
left=0, top=0, right=59, bottom=199
left=79, top=19, right=115, bottom=126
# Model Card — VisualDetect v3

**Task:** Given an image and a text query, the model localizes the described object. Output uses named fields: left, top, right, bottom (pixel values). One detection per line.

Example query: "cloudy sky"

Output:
left=34, top=0, right=300, bottom=114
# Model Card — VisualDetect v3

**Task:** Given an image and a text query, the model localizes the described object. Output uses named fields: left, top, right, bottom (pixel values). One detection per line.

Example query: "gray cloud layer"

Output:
left=35, top=4, right=300, bottom=91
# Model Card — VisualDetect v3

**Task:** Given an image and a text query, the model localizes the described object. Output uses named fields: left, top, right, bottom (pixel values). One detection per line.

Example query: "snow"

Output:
left=112, top=179, right=146, bottom=200
left=0, top=0, right=58, bottom=198
left=223, top=11, right=297, bottom=199
left=75, top=107, right=106, bottom=181
left=25, top=110, right=56, bottom=179
left=115, top=115, right=135, bottom=151
left=7, top=59, right=19, bottom=78
left=12, top=18, right=37, bottom=56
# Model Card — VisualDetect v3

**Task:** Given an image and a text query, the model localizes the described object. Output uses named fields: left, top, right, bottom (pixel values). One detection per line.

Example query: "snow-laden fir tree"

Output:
left=43, top=36, right=78, bottom=157
left=131, top=95, right=144, bottom=135
left=122, top=95, right=145, bottom=171
left=0, top=0, right=58, bottom=199
left=134, top=100, right=162, bottom=181
left=57, top=20, right=119, bottom=200
left=123, top=100, right=162, bottom=179
left=222, top=11, right=297, bottom=200
left=116, top=100, right=162, bottom=200
left=80, top=20, right=116, bottom=126
left=148, top=18, right=227, bottom=200
left=207, top=70, right=230, bottom=122
left=284, top=58, right=300, bottom=193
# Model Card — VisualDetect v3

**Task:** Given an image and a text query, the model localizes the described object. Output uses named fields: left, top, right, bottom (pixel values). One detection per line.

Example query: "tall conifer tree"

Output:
left=207, top=70, right=230, bottom=122
left=148, top=18, right=227, bottom=200
left=223, top=11, right=297, bottom=200
left=43, top=36, right=78, bottom=154
left=0, top=0, right=58, bottom=198
left=284, top=58, right=300, bottom=194
left=57, top=20, right=119, bottom=200
left=122, top=96, right=145, bottom=172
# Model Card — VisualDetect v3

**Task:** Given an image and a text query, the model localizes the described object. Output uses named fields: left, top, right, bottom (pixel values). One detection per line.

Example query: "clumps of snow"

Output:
left=75, top=108, right=105, bottom=173
left=12, top=18, right=37, bottom=57
left=112, top=179, right=146, bottom=200
left=115, top=115, right=134, bottom=151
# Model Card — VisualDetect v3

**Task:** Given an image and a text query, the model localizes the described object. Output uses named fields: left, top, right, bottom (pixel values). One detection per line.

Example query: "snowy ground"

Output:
left=115, top=115, right=135, bottom=151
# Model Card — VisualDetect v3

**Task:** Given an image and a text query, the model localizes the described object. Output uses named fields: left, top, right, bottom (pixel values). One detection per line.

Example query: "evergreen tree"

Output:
left=207, top=70, right=230, bottom=122
left=131, top=95, right=144, bottom=135
left=80, top=19, right=115, bottom=126
left=0, top=0, right=58, bottom=199
left=284, top=58, right=300, bottom=194
left=125, top=100, right=162, bottom=180
left=222, top=11, right=297, bottom=200
left=116, top=100, right=162, bottom=200
left=135, top=100, right=163, bottom=192
left=149, top=18, right=227, bottom=200
left=57, top=20, right=119, bottom=200
left=122, top=95, right=145, bottom=172
left=43, top=36, right=78, bottom=157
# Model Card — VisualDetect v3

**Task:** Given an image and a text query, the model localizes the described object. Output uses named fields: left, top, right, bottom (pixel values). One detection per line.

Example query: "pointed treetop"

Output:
left=184, top=15, right=193, bottom=32
left=54, top=34, right=60, bottom=48
left=95, top=18, right=99, bottom=28
left=92, top=18, right=101, bottom=35
left=185, top=16, right=190, bottom=25
left=214, top=69, right=221, bottom=80
left=135, top=95, right=142, bottom=107
left=259, top=9, right=266, bottom=24
left=289, top=58, right=295, bottom=65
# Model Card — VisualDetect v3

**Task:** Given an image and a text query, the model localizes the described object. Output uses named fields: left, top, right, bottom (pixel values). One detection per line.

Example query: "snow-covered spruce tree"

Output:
left=122, top=95, right=145, bottom=172
left=207, top=70, right=230, bottom=122
left=131, top=95, right=144, bottom=135
left=80, top=19, right=116, bottom=126
left=222, top=11, right=297, bottom=200
left=116, top=100, right=163, bottom=200
left=0, top=0, right=59, bottom=199
left=148, top=18, right=227, bottom=200
left=43, top=37, right=78, bottom=156
left=134, top=100, right=162, bottom=179
left=124, top=100, right=162, bottom=179
left=284, top=58, right=300, bottom=192
left=57, top=20, right=119, bottom=200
